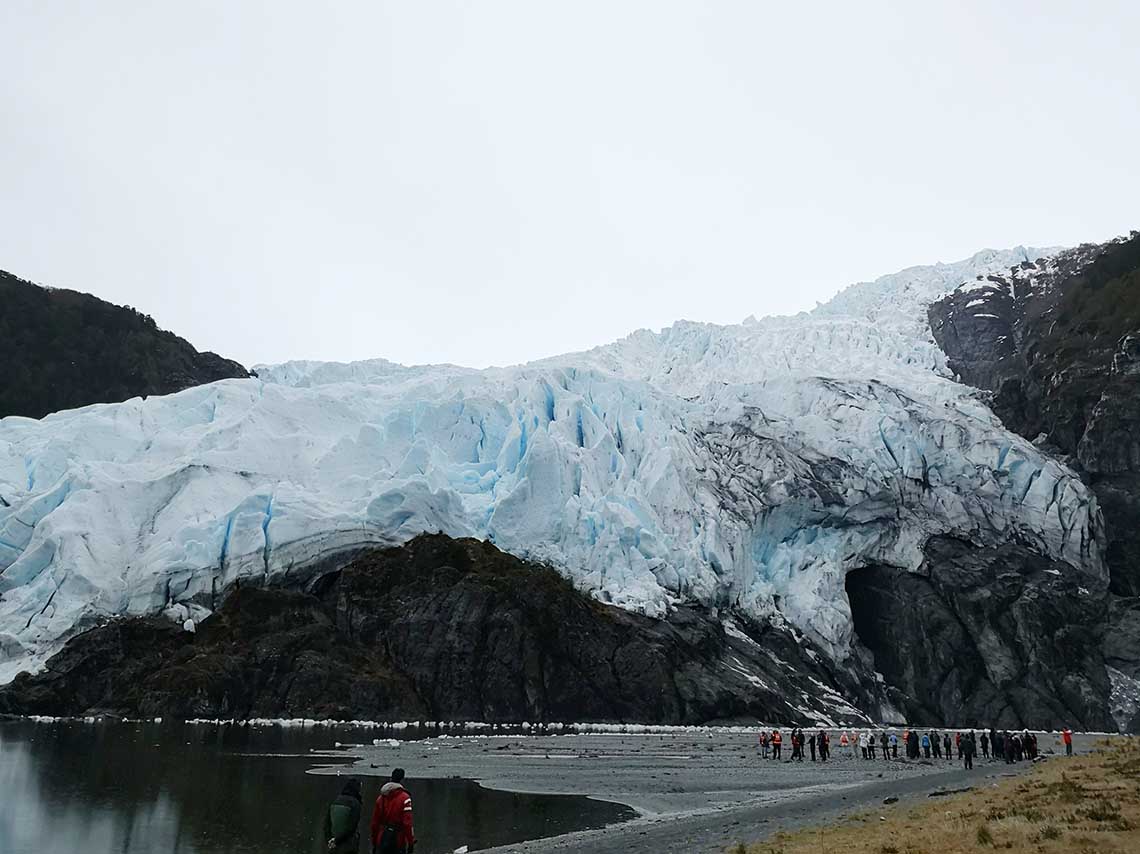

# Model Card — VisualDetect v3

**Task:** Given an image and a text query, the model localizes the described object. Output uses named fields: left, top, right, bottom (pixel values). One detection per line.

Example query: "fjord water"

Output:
left=0, top=720, right=633, bottom=854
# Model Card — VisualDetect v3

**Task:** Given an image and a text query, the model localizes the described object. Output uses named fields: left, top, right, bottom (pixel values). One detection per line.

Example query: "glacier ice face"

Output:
left=0, top=246, right=1103, bottom=684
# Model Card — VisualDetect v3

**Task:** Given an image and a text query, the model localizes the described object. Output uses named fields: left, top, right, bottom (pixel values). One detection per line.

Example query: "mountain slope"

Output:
left=929, top=231, right=1140, bottom=730
left=0, top=270, right=248, bottom=419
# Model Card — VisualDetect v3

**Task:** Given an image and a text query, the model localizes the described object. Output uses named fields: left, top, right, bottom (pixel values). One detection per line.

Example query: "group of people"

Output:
left=759, top=727, right=831, bottom=761
left=324, top=768, right=416, bottom=853
left=759, top=726, right=1075, bottom=770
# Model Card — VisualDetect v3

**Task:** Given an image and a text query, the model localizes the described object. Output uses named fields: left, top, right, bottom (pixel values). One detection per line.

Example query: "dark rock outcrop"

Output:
left=845, top=537, right=1112, bottom=730
left=0, top=534, right=873, bottom=724
left=0, top=269, right=248, bottom=419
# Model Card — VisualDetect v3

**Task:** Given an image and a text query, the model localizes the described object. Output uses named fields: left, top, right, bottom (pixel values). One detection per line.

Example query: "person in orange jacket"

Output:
left=371, top=768, right=416, bottom=854
left=771, top=729, right=782, bottom=760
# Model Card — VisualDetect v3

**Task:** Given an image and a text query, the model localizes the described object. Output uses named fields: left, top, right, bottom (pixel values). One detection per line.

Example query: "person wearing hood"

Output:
left=371, top=768, right=416, bottom=854
left=325, top=779, right=363, bottom=853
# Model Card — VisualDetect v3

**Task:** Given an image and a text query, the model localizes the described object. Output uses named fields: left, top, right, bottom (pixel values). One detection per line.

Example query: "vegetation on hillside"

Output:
left=0, top=270, right=248, bottom=419
left=1038, top=231, right=1140, bottom=368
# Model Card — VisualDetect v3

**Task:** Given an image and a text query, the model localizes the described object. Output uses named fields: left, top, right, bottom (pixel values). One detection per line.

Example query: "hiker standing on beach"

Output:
left=371, top=768, right=416, bottom=854
left=772, top=729, right=782, bottom=760
left=1062, top=728, right=1073, bottom=756
left=920, top=732, right=931, bottom=758
left=980, top=731, right=989, bottom=759
left=889, top=731, right=898, bottom=759
left=760, top=730, right=769, bottom=758
left=324, top=779, right=363, bottom=853
left=879, top=732, right=889, bottom=760
left=943, top=733, right=953, bottom=761
left=961, top=733, right=975, bottom=770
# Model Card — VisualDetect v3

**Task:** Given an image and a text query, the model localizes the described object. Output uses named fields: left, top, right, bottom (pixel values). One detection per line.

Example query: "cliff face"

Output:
left=929, top=232, right=1140, bottom=730
left=0, top=270, right=248, bottom=419
left=845, top=537, right=1111, bottom=730
left=0, top=535, right=875, bottom=725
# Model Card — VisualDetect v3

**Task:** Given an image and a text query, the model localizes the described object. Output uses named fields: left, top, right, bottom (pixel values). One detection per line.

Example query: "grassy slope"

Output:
left=736, top=739, right=1140, bottom=854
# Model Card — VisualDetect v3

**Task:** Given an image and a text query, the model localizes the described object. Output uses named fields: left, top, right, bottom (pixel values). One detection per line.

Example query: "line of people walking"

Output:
left=759, top=726, right=1073, bottom=769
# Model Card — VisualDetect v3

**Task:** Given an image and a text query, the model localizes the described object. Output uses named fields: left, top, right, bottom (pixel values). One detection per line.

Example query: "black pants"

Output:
left=964, top=754, right=973, bottom=770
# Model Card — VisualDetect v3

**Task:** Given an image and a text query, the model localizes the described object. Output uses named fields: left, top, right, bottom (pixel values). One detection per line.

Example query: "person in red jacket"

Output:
left=371, top=768, right=416, bottom=854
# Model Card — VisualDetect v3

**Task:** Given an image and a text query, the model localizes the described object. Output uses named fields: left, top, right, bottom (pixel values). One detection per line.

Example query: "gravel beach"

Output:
left=313, top=730, right=1098, bottom=852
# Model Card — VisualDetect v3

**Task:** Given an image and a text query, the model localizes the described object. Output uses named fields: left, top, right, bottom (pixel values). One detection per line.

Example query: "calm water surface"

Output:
left=0, top=720, right=633, bottom=854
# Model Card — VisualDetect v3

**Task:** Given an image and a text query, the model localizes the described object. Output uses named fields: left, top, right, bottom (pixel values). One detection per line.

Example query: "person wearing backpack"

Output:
left=324, top=779, right=363, bottom=853
left=371, top=768, right=416, bottom=854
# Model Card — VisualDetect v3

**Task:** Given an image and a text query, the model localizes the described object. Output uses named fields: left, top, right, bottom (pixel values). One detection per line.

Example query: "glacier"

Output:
left=0, top=246, right=1104, bottom=685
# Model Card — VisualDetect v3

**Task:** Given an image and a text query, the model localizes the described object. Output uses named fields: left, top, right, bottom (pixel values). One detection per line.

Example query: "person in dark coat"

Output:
left=980, top=732, right=989, bottom=759
left=809, top=732, right=817, bottom=761
left=961, top=733, right=976, bottom=770
left=943, top=733, right=953, bottom=761
left=324, top=779, right=363, bottom=853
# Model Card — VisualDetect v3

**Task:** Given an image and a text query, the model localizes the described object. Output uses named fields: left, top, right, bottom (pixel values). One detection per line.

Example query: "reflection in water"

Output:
left=0, top=721, right=633, bottom=854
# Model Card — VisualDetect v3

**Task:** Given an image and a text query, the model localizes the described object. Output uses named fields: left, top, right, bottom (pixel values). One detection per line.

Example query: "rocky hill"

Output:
left=0, top=270, right=248, bottom=419
left=0, top=534, right=876, bottom=724
left=929, top=231, right=1140, bottom=730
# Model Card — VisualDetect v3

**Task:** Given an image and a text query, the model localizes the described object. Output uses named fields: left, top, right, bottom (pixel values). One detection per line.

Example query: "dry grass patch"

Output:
left=731, top=739, right=1140, bottom=854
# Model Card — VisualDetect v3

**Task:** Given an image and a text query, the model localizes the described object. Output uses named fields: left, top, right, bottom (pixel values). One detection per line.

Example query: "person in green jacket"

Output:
left=324, top=779, right=363, bottom=852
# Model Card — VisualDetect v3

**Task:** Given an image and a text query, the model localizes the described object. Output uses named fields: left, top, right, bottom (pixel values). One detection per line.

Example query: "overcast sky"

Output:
left=3, top=2, right=1138, bottom=369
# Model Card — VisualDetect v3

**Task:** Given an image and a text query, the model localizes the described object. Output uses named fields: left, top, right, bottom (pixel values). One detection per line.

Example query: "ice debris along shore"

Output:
left=0, top=245, right=1103, bottom=684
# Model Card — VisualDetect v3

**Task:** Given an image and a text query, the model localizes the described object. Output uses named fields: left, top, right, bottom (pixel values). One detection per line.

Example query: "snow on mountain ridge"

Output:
left=0, top=245, right=1097, bottom=688
left=258, top=246, right=1056, bottom=398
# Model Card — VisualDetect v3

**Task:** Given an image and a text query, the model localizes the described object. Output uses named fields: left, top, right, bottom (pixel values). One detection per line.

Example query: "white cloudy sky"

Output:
left=2, top=2, right=1138, bottom=369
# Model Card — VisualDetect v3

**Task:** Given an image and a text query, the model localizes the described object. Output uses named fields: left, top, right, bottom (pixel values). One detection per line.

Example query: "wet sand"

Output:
left=315, top=731, right=1098, bottom=853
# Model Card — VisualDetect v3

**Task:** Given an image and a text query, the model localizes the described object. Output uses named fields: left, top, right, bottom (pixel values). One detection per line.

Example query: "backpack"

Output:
left=376, top=823, right=400, bottom=854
